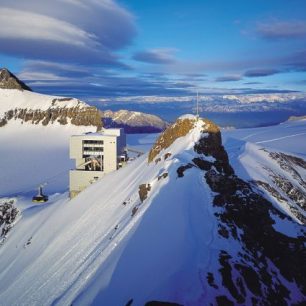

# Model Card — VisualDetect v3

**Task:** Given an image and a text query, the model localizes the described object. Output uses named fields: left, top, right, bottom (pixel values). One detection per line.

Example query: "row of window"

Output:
left=83, top=147, right=104, bottom=152
left=83, top=140, right=104, bottom=144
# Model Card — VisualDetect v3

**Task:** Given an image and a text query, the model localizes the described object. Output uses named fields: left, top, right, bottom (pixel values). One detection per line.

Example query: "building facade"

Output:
left=69, top=128, right=126, bottom=198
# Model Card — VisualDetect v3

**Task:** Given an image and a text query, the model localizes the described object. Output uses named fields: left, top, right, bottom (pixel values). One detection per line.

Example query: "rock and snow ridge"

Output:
left=101, top=109, right=168, bottom=133
left=0, top=69, right=101, bottom=196
left=0, top=115, right=305, bottom=306
left=0, top=68, right=102, bottom=129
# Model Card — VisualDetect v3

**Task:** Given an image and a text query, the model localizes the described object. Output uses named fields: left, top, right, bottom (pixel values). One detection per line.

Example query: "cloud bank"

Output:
left=0, top=0, right=136, bottom=66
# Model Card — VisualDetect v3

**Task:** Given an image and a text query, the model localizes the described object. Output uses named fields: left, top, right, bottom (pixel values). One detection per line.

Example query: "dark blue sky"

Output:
left=0, top=0, right=305, bottom=100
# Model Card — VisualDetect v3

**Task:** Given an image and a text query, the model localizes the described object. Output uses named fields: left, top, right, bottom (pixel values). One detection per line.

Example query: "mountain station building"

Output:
left=69, top=128, right=126, bottom=198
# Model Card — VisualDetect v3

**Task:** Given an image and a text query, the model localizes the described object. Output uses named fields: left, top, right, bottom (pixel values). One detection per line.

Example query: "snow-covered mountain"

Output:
left=0, top=68, right=101, bottom=195
left=0, top=115, right=305, bottom=305
left=101, top=109, right=168, bottom=133
left=0, top=69, right=101, bottom=129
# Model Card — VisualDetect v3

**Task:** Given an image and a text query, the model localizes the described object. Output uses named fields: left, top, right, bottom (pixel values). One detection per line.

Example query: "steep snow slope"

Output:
left=0, top=89, right=102, bottom=128
left=0, top=121, right=94, bottom=195
left=0, top=116, right=305, bottom=306
left=0, top=88, right=100, bottom=195
left=223, top=119, right=306, bottom=223
left=0, top=89, right=83, bottom=115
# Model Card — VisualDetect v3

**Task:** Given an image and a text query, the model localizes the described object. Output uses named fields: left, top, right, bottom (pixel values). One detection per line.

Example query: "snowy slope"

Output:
left=0, top=88, right=100, bottom=196
left=0, top=120, right=94, bottom=195
left=223, top=119, right=306, bottom=223
left=0, top=89, right=87, bottom=116
left=0, top=116, right=305, bottom=306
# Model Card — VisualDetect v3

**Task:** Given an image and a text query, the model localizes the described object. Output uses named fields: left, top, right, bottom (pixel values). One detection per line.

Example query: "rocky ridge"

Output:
left=0, top=101, right=102, bottom=129
left=147, top=116, right=306, bottom=304
left=254, top=150, right=306, bottom=224
left=0, top=199, right=19, bottom=246
left=0, top=68, right=32, bottom=91
left=0, top=68, right=102, bottom=130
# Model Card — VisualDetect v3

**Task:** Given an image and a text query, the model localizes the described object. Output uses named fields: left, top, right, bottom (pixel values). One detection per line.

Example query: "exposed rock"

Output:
left=0, top=199, right=19, bottom=245
left=185, top=119, right=306, bottom=304
left=158, top=172, right=168, bottom=181
left=164, top=152, right=172, bottom=160
left=0, top=106, right=102, bottom=129
left=192, top=157, right=213, bottom=171
left=177, top=164, right=194, bottom=177
left=131, top=206, right=138, bottom=217
left=139, top=184, right=151, bottom=202
left=194, top=123, right=233, bottom=176
left=0, top=68, right=32, bottom=91
left=148, top=117, right=195, bottom=163
left=155, top=157, right=161, bottom=164
left=101, top=109, right=167, bottom=133
left=207, top=272, right=218, bottom=289
left=269, top=151, right=306, bottom=189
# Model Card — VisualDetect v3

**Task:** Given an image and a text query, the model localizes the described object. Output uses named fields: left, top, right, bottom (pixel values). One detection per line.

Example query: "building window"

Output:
left=83, top=140, right=104, bottom=145
left=84, top=156, right=103, bottom=171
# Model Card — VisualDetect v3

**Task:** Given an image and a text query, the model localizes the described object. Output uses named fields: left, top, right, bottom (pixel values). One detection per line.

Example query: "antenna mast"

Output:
left=196, top=90, right=199, bottom=118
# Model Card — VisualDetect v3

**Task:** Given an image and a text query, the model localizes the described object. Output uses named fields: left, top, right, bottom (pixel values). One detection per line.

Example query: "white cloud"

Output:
left=133, top=48, right=178, bottom=64
left=0, top=8, right=99, bottom=47
left=0, top=0, right=136, bottom=65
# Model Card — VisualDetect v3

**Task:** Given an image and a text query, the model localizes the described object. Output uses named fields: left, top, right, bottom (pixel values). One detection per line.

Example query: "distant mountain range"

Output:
left=100, top=109, right=167, bottom=133
left=0, top=68, right=166, bottom=134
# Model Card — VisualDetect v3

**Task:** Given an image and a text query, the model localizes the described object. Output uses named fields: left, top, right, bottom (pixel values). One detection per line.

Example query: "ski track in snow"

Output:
left=255, top=132, right=306, bottom=144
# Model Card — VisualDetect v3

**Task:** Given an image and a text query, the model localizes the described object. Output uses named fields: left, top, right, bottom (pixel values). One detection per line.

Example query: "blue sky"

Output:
left=0, top=0, right=305, bottom=99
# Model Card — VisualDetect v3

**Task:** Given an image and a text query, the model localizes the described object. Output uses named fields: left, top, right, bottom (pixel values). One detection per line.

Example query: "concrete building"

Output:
left=69, top=128, right=126, bottom=198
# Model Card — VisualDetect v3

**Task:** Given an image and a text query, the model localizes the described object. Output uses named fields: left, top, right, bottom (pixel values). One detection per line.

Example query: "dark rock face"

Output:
left=190, top=127, right=306, bottom=304
left=149, top=116, right=306, bottom=304
left=254, top=150, right=306, bottom=224
left=177, top=163, right=194, bottom=177
left=269, top=151, right=306, bottom=189
left=0, top=68, right=32, bottom=91
left=0, top=200, right=19, bottom=245
left=0, top=105, right=102, bottom=129
left=194, top=129, right=233, bottom=176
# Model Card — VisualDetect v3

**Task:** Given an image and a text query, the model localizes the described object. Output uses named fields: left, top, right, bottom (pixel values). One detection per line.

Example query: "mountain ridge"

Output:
left=0, top=68, right=102, bottom=130
left=101, top=109, right=167, bottom=133
left=0, top=115, right=305, bottom=305
left=0, top=68, right=32, bottom=91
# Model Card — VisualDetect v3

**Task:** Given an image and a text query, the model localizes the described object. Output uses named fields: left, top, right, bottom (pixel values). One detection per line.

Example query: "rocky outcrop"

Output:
left=190, top=122, right=306, bottom=305
left=148, top=117, right=195, bottom=162
left=252, top=150, right=306, bottom=224
left=148, top=116, right=306, bottom=304
left=0, top=199, right=19, bottom=246
left=139, top=184, right=151, bottom=202
left=0, top=68, right=31, bottom=91
left=0, top=105, right=102, bottom=129
left=101, top=109, right=167, bottom=134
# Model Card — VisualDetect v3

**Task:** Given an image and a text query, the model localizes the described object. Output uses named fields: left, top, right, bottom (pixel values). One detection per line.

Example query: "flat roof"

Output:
left=71, top=128, right=124, bottom=138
